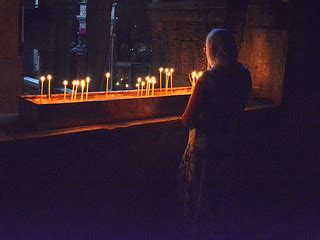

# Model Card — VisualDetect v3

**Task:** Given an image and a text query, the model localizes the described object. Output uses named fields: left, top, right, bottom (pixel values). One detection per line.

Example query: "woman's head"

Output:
left=205, top=29, right=238, bottom=68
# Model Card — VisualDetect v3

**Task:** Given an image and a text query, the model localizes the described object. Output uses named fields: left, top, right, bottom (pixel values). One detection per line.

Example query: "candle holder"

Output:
left=19, top=87, right=192, bottom=130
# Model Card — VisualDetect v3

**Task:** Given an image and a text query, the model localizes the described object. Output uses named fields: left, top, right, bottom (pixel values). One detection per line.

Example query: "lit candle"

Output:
left=166, top=72, right=171, bottom=95
left=125, top=83, right=129, bottom=89
left=80, top=80, right=85, bottom=101
left=141, top=81, right=145, bottom=96
left=165, top=68, right=169, bottom=95
left=196, top=72, right=200, bottom=83
left=40, top=76, right=45, bottom=99
left=71, top=80, right=76, bottom=100
left=148, top=79, right=153, bottom=96
left=170, top=68, right=174, bottom=93
left=74, top=80, right=79, bottom=100
left=159, top=68, right=163, bottom=93
left=192, top=71, right=197, bottom=88
left=85, top=77, right=90, bottom=101
left=198, top=71, right=203, bottom=78
left=145, top=76, right=150, bottom=96
left=47, top=75, right=52, bottom=100
left=106, top=72, right=110, bottom=95
left=63, top=80, right=68, bottom=101
left=137, top=77, right=142, bottom=96
left=151, top=77, right=156, bottom=96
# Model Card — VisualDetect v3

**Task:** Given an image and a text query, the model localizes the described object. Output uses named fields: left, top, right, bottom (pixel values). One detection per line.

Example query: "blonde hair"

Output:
left=206, top=29, right=238, bottom=69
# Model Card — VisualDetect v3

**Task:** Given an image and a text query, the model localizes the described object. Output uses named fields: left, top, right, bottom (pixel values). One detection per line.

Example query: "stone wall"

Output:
left=239, top=3, right=290, bottom=105
left=0, top=0, right=22, bottom=113
left=147, top=3, right=244, bottom=86
left=147, top=2, right=290, bottom=105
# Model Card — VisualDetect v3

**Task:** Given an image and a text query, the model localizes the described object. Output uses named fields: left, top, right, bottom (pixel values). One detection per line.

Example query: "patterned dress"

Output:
left=178, top=64, right=252, bottom=237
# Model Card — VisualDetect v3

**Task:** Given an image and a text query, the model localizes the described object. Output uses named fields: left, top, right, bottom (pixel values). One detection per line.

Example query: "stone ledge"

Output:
left=0, top=101, right=277, bottom=144
left=0, top=116, right=182, bottom=143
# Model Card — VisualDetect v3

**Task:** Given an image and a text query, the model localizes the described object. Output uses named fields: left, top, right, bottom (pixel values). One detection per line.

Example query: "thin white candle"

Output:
left=196, top=73, right=200, bottom=83
left=141, top=81, right=145, bottom=96
left=192, top=71, right=197, bottom=88
left=166, top=72, right=171, bottom=95
left=80, top=80, right=85, bottom=101
left=137, top=77, right=142, bottom=96
left=71, top=80, right=76, bottom=100
left=165, top=68, right=169, bottom=95
left=159, top=68, right=163, bottom=93
left=74, top=80, right=79, bottom=100
left=148, top=79, right=152, bottom=96
left=85, top=77, right=90, bottom=101
left=170, top=68, right=174, bottom=93
left=63, top=80, right=68, bottom=101
left=47, top=75, right=52, bottom=100
left=106, top=72, right=110, bottom=96
left=145, top=76, right=150, bottom=96
left=40, top=76, right=45, bottom=99
left=151, top=77, right=156, bottom=96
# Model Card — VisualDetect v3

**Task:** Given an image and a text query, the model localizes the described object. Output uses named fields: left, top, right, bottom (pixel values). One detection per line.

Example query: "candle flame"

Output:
left=141, top=81, right=145, bottom=86
left=159, top=67, right=163, bottom=72
left=63, top=80, right=68, bottom=86
left=165, top=68, right=169, bottom=73
left=106, top=72, right=111, bottom=78
left=72, top=80, right=76, bottom=85
left=86, top=77, right=91, bottom=83
left=81, top=80, right=86, bottom=88
left=40, top=76, right=45, bottom=82
left=170, top=68, right=174, bottom=73
left=137, top=77, right=142, bottom=82
left=125, top=84, right=129, bottom=88
left=47, top=75, right=52, bottom=81
left=199, top=71, right=203, bottom=77
left=75, top=80, right=79, bottom=86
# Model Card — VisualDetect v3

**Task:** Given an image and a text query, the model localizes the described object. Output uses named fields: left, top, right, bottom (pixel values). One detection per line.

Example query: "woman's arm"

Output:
left=181, top=75, right=207, bottom=127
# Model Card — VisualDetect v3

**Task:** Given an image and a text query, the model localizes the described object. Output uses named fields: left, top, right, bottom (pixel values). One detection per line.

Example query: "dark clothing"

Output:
left=178, top=63, right=252, bottom=238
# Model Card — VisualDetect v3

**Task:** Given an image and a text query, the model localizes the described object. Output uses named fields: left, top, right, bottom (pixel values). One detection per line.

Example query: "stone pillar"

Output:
left=0, top=0, right=23, bottom=114
left=239, top=2, right=290, bottom=105
left=86, top=0, right=113, bottom=90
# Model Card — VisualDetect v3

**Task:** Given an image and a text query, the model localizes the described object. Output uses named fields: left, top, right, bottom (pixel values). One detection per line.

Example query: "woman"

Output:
left=178, top=29, right=252, bottom=237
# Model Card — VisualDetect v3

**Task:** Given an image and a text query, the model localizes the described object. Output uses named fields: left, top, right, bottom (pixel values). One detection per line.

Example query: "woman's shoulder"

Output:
left=201, top=69, right=215, bottom=79
left=197, top=70, right=217, bottom=87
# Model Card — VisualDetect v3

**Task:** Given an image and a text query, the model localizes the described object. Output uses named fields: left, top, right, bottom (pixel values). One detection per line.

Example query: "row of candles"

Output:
left=39, top=73, right=111, bottom=102
left=69, top=78, right=91, bottom=101
left=136, top=76, right=157, bottom=96
left=159, top=67, right=174, bottom=95
left=39, top=75, right=92, bottom=101
left=135, top=67, right=175, bottom=97
left=189, top=71, right=204, bottom=89
left=38, top=68, right=203, bottom=102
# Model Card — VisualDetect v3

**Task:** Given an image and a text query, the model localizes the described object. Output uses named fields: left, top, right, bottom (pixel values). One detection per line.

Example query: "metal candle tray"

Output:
left=19, top=87, right=191, bottom=130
